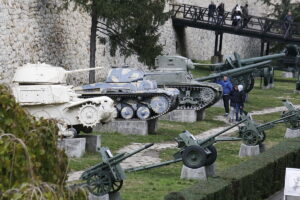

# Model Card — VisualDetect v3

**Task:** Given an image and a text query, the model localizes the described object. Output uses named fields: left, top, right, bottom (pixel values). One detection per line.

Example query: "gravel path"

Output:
left=67, top=105, right=300, bottom=182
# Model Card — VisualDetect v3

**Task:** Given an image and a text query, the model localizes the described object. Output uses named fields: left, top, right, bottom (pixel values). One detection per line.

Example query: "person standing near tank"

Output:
left=217, top=75, right=233, bottom=116
left=229, top=84, right=246, bottom=122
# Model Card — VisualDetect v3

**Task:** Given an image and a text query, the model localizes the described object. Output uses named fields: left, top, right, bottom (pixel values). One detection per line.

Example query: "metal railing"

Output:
left=171, top=4, right=300, bottom=40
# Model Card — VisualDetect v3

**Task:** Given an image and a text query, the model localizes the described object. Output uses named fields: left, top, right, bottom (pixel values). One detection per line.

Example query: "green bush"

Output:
left=165, top=138, right=300, bottom=200
left=0, top=85, right=86, bottom=199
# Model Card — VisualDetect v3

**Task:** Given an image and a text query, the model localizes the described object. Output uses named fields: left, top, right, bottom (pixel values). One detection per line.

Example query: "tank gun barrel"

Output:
left=65, top=67, right=103, bottom=74
left=192, top=63, right=222, bottom=66
left=195, top=60, right=271, bottom=82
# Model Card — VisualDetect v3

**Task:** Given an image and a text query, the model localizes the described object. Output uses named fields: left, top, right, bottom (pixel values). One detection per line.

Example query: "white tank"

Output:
left=12, top=63, right=117, bottom=137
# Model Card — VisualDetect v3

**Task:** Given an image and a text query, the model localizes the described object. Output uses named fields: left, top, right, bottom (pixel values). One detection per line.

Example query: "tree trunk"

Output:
left=89, top=8, right=97, bottom=84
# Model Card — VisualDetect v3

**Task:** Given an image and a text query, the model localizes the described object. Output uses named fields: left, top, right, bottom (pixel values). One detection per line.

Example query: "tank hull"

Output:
left=144, top=74, right=222, bottom=110
left=77, top=87, right=179, bottom=120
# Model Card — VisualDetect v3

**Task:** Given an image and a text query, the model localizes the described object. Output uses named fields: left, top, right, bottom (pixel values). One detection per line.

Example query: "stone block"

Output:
left=282, top=72, right=294, bottom=78
left=57, top=138, right=86, bottom=158
left=77, top=134, right=101, bottom=153
left=94, top=119, right=158, bottom=135
left=88, top=193, right=109, bottom=200
left=262, top=84, right=274, bottom=90
left=285, top=128, right=300, bottom=138
left=285, top=196, right=300, bottom=200
left=212, top=98, right=224, bottom=108
left=180, top=164, right=215, bottom=180
left=239, top=143, right=261, bottom=157
left=160, top=110, right=205, bottom=122
left=109, top=192, right=122, bottom=200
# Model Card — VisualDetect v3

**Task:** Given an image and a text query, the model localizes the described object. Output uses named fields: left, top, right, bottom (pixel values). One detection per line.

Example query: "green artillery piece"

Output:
left=275, top=45, right=300, bottom=90
left=198, top=46, right=297, bottom=92
left=238, top=100, right=300, bottom=146
left=196, top=60, right=272, bottom=93
left=80, top=143, right=154, bottom=196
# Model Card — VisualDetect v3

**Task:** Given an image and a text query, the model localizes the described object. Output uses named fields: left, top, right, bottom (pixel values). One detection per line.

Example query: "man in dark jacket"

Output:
left=229, top=84, right=246, bottom=122
left=242, top=4, right=249, bottom=28
left=217, top=75, right=233, bottom=116
left=208, top=1, right=216, bottom=23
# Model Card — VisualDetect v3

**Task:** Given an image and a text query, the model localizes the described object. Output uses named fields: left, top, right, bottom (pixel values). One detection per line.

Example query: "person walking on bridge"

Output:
left=283, top=11, right=293, bottom=38
left=208, top=1, right=217, bottom=23
left=217, top=75, right=233, bottom=116
left=217, top=3, right=225, bottom=25
left=241, top=4, right=250, bottom=28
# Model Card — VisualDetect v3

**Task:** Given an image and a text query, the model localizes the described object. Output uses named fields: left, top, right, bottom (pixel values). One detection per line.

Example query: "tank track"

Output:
left=160, top=85, right=221, bottom=110
left=80, top=93, right=178, bottom=120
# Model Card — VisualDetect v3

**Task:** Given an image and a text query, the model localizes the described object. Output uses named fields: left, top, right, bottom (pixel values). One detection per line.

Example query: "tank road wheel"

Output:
left=150, top=96, right=170, bottom=114
left=120, top=106, right=134, bottom=119
left=136, top=106, right=151, bottom=120
left=78, top=103, right=100, bottom=127
left=182, top=145, right=207, bottom=169
left=86, top=172, right=112, bottom=196
left=109, top=180, right=123, bottom=194
left=240, top=130, right=260, bottom=146
left=200, top=88, right=215, bottom=104
left=205, top=145, right=217, bottom=166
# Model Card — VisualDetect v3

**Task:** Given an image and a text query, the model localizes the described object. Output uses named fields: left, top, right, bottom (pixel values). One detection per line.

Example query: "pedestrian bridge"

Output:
left=171, top=4, right=300, bottom=44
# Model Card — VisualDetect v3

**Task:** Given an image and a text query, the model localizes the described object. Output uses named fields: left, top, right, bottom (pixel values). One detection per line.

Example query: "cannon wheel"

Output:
left=241, top=130, right=260, bottom=146
left=87, top=172, right=112, bottom=196
left=109, top=180, right=123, bottom=194
left=182, top=145, right=207, bottom=169
left=205, top=145, right=217, bottom=166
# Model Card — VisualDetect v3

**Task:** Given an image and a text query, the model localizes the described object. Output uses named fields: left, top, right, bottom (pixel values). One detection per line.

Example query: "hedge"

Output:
left=0, top=85, right=87, bottom=199
left=165, top=138, right=300, bottom=200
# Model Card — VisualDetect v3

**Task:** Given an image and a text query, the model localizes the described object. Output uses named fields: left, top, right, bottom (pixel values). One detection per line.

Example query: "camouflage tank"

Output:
left=75, top=67, right=179, bottom=120
left=144, top=56, right=222, bottom=110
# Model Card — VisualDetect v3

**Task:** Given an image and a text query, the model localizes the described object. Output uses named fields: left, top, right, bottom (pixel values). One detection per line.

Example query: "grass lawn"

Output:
left=69, top=67, right=300, bottom=200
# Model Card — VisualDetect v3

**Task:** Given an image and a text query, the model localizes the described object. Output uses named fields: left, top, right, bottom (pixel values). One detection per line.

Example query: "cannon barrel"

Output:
left=211, top=45, right=300, bottom=71
left=198, top=118, right=247, bottom=145
left=80, top=143, right=154, bottom=180
left=108, top=143, right=154, bottom=165
left=240, top=53, right=286, bottom=65
left=195, top=60, right=271, bottom=82
left=125, top=158, right=182, bottom=173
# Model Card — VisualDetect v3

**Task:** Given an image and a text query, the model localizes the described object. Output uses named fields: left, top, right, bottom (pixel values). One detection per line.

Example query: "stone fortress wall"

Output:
left=0, top=0, right=267, bottom=85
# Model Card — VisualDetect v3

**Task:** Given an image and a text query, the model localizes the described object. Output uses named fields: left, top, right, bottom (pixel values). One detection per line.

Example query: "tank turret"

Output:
left=12, top=63, right=117, bottom=137
left=144, top=55, right=223, bottom=110
left=75, top=67, right=180, bottom=120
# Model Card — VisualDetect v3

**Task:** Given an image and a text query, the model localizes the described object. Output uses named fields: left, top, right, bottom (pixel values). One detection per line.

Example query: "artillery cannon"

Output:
left=205, top=47, right=297, bottom=92
left=274, top=45, right=300, bottom=90
left=238, top=100, right=300, bottom=145
left=196, top=60, right=272, bottom=92
left=75, top=67, right=180, bottom=120
left=12, top=63, right=117, bottom=137
left=80, top=143, right=154, bottom=196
